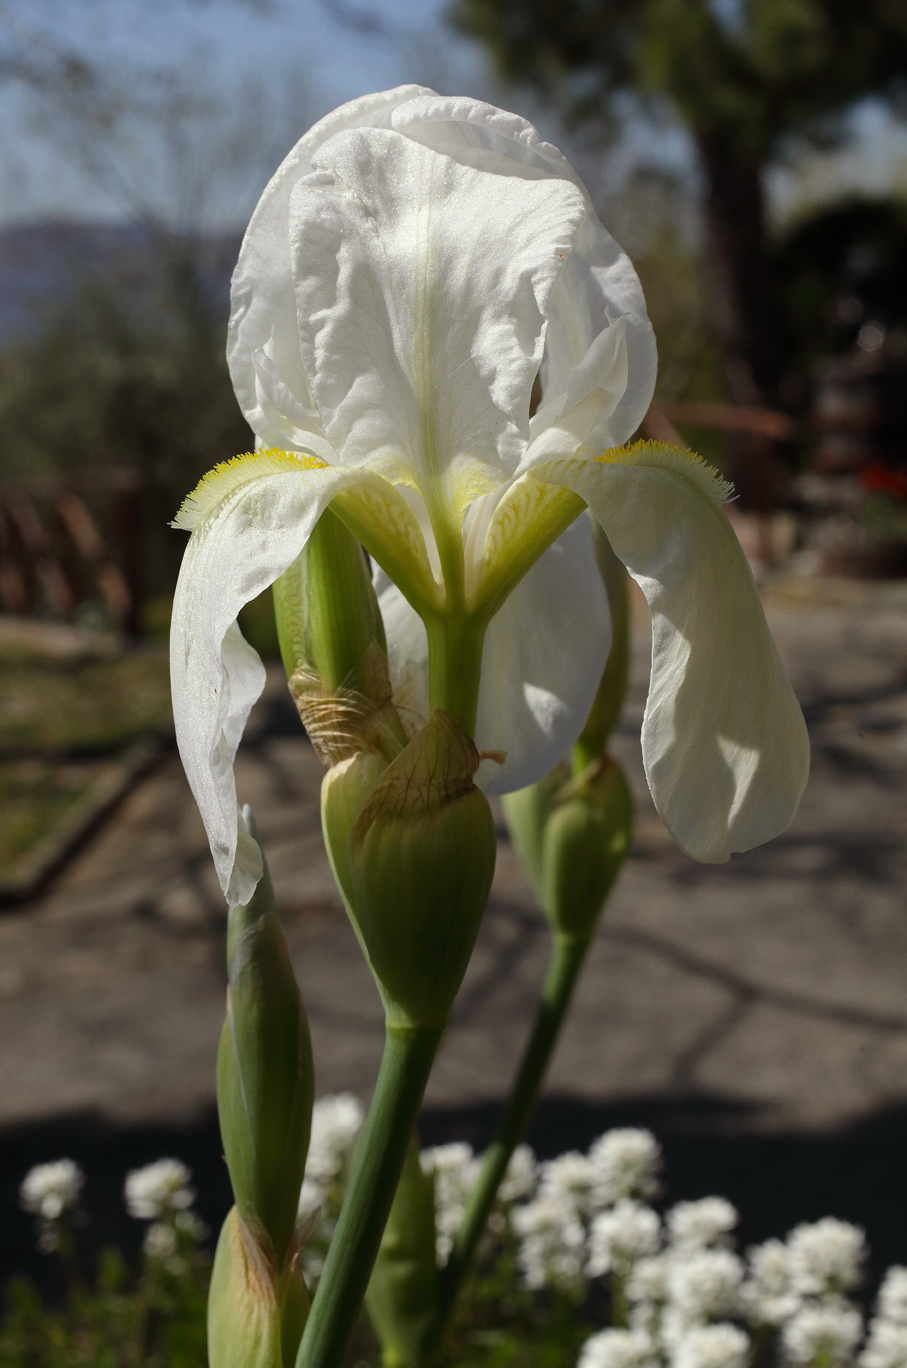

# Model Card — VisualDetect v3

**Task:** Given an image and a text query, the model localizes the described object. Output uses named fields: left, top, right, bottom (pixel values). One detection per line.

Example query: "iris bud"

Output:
left=540, top=757, right=633, bottom=941
left=273, top=505, right=406, bottom=767
left=216, top=809, right=314, bottom=1272
left=346, top=710, right=497, bottom=1029
left=505, top=757, right=633, bottom=942
left=321, top=751, right=392, bottom=921
left=365, top=1136, right=439, bottom=1368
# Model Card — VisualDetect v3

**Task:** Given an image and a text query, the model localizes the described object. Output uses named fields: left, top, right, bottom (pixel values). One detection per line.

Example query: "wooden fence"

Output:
left=0, top=468, right=143, bottom=635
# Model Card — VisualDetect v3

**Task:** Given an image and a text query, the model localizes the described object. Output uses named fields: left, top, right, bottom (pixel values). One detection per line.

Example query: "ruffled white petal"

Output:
left=535, top=445, right=810, bottom=862
left=287, top=126, right=586, bottom=520
left=170, top=459, right=370, bottom=905
left=228, top=86, right=436, bottom=450
left=523, top=215, right=657, bottom=468
left=375, top=514, right=610, bottom=793
left=387, top=94, right=585, bottom=186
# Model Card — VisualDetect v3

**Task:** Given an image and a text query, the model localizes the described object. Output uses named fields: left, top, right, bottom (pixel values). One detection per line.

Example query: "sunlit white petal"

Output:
left=287, top=125, right=586, bottom=523
left=171, top=454, right=370, bottom=905
left=524, top=216, right=657, bottom=468
left=376, top=515, right=610, bottom=792
left=534, top=444, right=809, bottom=861
left=228, top=86, right=436, bottom=450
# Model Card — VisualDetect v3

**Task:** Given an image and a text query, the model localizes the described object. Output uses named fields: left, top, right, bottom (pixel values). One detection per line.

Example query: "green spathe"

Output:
left=208, top=1207, right=292, bottom=1368
left=365, top=1136, right=439, bottom=1368
left=217, top=832, right=314, bottom=1272
left=347, top=710, right=497, bottom=1029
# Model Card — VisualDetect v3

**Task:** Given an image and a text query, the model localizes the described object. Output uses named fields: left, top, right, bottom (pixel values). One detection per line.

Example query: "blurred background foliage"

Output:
left=0, top=0, right=903, bottom=626
left=451, top=0, right=907, bottom=412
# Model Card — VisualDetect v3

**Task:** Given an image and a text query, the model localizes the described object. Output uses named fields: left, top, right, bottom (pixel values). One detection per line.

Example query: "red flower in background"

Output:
left=861, top=465, right=907, bottom=500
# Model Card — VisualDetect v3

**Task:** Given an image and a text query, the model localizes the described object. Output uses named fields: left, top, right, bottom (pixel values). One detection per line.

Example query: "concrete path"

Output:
left=1, top=577, right=906, bottom=1137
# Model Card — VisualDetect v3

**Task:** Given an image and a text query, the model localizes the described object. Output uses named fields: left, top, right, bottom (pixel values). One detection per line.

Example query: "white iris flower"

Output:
left=169, top=86, right=809, bottom=906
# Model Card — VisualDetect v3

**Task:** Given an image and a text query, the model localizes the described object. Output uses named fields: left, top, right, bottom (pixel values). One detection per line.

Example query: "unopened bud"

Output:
left=365, top=1136, right=439, bottom=1368
left=504, top=757, right=633, bottom=941
left=573, top=521, right=630, bottom=769
left=273, top=506, right=406, bottom=767
left=346, top=711, right=497, bottom=1029
left=208, top=1207, right=310, bottom=1368
left=321, top=750, right=391, bottom=921
left=217, top=809, right=314, bottom=1272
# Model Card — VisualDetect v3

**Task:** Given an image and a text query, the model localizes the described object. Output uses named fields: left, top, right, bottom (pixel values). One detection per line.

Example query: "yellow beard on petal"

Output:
left=595, top=439, right=735, bottom=508
left=171, top=449, right=327, bottom=531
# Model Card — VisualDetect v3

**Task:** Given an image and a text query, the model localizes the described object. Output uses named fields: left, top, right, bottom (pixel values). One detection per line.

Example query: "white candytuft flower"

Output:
left=297, top=1177, right=325, bottom=1221
left=538, top=1151, right=597, bottom=1217
left=666, top=1247, right=744, bottom=1324
left=783, top=1303, right=863, bottom=1366
left=421, top=1142, right=481, bottom=1266
left=628, top=1254, right=670, bottom=1307
left=144, top=1222, right=178, bottom=1261
left=588, top=1200, right=661, bottom=1277
left=741, top=1237, right=800, bottom=1326
left=305, top=1093, right=364, bottom=1188
left=578, top=1327, right=658, bottom=1368
left=588, top=1130, right=661, bottom=1206
left=125, top=1159, right=195, bottom=1220
left=787, top=1218, right=865, bottom=1298
left=20, top=1159, right=84, bottom=1223
left=878, top=1270, right=907, bottom=1326
left=499, top=1143, right=538, bottom=1205
left=861, top=1319, right=907, bottom=1368
left=668, top=1198, right=737, bottom=1250
left=672, top=1322, right=750, bottom=1368
left=175, top=1210, right=208, bottom=1241
left=512, top=1196, right=587, bottom=1294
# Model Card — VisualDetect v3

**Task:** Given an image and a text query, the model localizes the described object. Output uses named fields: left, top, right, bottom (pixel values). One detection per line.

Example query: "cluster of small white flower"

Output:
left=124, top=1159, right=196, bottom=1220
left=575, top=1158, right=872, bottom=1368
left=860, top=1268, right=907, bottom=1368
left=511, top=1128, right=661, bottom=1296
left=19, top=1159, right=85, bottom=1251
left=124, top=1158, right=206, bottom=1273
left=420, top=1142, right=482, bottom=1265
left=20, top=1154, right=205, bottom=1266
left=20, top=1159, right=84, bottom=1223
left=295, top=1093, right=365, bottom=1280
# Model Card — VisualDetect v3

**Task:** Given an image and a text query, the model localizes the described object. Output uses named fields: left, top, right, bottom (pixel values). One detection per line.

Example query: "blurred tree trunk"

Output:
left=696, top=133, right=788, bottom=411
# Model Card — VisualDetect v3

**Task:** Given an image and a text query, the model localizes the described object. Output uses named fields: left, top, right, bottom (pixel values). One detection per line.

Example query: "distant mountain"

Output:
left=0, top=220, right=241, bottom=347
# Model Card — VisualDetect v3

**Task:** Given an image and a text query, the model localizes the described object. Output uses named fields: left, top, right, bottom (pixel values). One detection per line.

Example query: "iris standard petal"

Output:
left=525, top=215, right=657, bottom=467
left=387, top=93, right=584, bottom=186
left=287, top=126, right=586, bottom=518
left=535, top=444, right=810, bottom=862
left=228, top=86, right=435, bottom=449
left=375, top=514, right=610, bottom=794
left=170, top=453, right=370, bottom=905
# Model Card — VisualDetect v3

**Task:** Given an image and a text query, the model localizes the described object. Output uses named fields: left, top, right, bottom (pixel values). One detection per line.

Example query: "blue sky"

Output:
left=0, top=0, right=498, bottom=226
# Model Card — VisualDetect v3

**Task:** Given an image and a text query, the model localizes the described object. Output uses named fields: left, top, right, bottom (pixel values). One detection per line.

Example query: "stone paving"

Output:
left=1, top=577, right=906, bottom=1139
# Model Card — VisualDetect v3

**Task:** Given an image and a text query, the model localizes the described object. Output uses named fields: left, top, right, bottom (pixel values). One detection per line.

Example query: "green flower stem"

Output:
left=297, top=1024, right=442, bottom=1368
left=423, top=614, right=487, bottom=737
left=427, top=931, right=591, bottom=1361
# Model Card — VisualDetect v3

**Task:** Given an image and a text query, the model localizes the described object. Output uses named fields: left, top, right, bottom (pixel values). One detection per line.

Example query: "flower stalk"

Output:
left=295, top=1026, right=442, bottom=1368
left=427, top=930, right=592, bottom=1361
